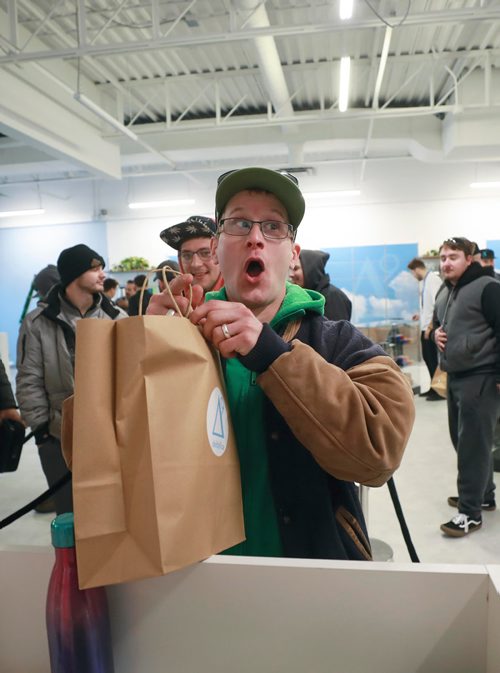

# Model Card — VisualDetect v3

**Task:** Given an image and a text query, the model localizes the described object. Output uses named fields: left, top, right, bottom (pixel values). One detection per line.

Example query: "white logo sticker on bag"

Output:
left=206, top=387, right=229, bottom=456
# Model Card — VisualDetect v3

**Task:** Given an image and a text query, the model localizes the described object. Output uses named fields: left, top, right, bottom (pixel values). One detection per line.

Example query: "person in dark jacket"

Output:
left=16, top=244, right=127, bottom=514
left=0, top=357, right=21, bottom=424
left=290, top=249, right=352, bottom=321
left=148, top=167, right=415, bottom=561
left=155, top=259, right=180, bottom=291
left=127, top=274, right=152, bottom=315
left=432, top=237, right=500, bottom=537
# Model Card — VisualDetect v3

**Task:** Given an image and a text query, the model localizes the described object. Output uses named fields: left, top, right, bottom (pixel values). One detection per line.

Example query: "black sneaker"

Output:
left=441, top=513, right=482, bottom=537
left=447, top=496, right=496, bottom=511
left=426, top=390, right=445, bottom=401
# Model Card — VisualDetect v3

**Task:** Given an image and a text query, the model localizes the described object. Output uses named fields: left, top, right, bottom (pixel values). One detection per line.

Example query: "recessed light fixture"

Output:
left=470, top=181, right=500, bottom=189
left=303, top=190, right=361, bottom=198
left=339, top=56, right=351, bottom=112
left=0, top=208, right=45, bottom=218
left=128, top=199, right=195, bottom=210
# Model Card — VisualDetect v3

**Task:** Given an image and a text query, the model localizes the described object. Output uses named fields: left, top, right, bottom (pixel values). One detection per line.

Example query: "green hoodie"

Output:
left=206, top=283, right=324, bottom=556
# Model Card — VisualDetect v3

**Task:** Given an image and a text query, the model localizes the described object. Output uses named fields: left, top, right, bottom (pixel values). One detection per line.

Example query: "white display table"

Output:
left=1, top=545, right=499, bottom=673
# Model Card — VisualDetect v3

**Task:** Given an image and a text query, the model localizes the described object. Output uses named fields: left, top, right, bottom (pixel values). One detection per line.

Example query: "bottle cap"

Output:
left=51, top=512, right=75, bottom=548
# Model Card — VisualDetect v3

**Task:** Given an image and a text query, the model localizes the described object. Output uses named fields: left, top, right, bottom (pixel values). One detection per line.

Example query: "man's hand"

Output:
left=424, top=324, right=433, bottom=340
left=190, top=300, right=263, bottom=358
left=434, top=326, right=447, bottom=352
left=146, top=274, right=204, bottom=316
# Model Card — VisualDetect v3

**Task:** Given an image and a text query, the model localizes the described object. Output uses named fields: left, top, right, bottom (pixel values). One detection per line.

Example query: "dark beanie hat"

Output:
left=57, top=244, right=105, bottom=288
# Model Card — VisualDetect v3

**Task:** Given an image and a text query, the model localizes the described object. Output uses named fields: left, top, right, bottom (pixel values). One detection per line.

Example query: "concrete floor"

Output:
left=1, top=375, right=499, bottom=566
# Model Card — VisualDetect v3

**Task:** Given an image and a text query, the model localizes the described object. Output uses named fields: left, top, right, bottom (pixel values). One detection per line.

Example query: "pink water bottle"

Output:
left=46, top=513, right=115, bottom=673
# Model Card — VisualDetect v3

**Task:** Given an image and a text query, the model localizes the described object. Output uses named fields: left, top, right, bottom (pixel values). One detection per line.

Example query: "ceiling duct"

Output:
left=231, top=0, right=294, bottom=120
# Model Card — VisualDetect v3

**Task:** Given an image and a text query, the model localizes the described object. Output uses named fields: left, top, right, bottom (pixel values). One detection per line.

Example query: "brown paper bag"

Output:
left=430, top=366, right=447, bottom=398
left=70, top=315, right=244, bottom=588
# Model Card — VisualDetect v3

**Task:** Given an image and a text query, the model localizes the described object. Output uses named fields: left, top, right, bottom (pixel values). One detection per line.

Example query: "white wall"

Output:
left=2, top=158, right=500, bottom=268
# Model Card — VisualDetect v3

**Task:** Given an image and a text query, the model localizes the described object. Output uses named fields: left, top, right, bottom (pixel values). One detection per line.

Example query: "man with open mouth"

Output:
left=148, top=167, right=415, bottom=561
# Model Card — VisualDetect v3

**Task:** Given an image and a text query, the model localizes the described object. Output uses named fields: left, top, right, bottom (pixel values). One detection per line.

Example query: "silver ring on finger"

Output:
left=221, top=323, right=231, bottom=340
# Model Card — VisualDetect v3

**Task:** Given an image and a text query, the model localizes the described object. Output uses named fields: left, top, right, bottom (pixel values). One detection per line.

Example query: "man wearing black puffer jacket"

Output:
left=289, top=249, right=352, bottom=321
left=432, top=237, right=500, bottom=537
left=16, top=244, right=127, bottom=514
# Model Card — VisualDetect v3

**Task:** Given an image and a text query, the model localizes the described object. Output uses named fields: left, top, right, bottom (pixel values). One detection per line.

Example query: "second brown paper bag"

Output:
left=71, top=315, right=245, bottom=588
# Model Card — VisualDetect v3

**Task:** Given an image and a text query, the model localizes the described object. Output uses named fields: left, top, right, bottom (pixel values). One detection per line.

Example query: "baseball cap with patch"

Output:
left=160, top=216, right=217, bottom=250
left=215, top=167, right=306, bottom=230
left=480, top=248, right=495, bottom=260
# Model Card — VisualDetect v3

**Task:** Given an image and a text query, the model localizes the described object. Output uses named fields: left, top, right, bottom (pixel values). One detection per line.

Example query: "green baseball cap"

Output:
left=215, top=167, right=306, bottom=230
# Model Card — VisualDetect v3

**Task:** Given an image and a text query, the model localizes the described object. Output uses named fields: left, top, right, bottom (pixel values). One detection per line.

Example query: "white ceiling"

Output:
left=1, top=0, right=500, bottom=188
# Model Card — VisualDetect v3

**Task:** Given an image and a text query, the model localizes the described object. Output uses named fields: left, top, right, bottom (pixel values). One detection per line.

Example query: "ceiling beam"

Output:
left=0, top=68, right=121, bottom=178
left=1, top=8, right=500, bottom=64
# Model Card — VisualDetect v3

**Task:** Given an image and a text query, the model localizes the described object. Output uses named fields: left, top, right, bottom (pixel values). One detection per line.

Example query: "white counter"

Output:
left=1, top=545, right=499, bottom=673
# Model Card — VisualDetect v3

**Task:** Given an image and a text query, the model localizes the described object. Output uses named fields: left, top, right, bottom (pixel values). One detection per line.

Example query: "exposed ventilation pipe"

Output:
left=231, top=0, right=294, bottom=119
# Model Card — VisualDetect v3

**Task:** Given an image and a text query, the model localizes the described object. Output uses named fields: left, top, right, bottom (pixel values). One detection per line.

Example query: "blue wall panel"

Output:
left=323, top=242, right=419, bottom=325
left=486, top=239, right=500, bottom=262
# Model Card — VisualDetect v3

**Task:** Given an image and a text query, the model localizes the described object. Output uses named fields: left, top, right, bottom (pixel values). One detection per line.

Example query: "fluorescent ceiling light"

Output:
left=304, top=190, right=361, bottom=198
left=0, top=208, right=45, bottom=218
left=128, top=199, right=195, bottom=210
left=339, top=0, right=354, bottom=20
left=470, top=181, right=500, bottom=189
left=74, top=92, right=138, bottom=142
left=339, top=56, right=351, bottom=112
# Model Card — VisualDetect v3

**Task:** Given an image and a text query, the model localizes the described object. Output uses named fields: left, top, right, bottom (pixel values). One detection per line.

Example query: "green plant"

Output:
left=111, top=256, right=150, bottom=271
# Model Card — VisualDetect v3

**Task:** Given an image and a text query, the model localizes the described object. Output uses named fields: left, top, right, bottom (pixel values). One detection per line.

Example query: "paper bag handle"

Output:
left=138, top=266, right=193, bottom=318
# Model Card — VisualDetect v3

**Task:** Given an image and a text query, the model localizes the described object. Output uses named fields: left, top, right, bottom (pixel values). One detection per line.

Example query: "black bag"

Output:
left=0, top=419, right=25, bottom=472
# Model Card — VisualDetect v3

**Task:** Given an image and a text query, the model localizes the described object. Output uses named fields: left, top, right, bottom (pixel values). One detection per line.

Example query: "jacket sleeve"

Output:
left=15, top=317, right=50, bottom=434
left=257, top=343, right=415, bottom=487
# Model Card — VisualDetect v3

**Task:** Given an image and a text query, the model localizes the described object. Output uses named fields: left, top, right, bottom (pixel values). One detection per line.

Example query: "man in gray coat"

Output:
left=432, top=237, right=500, bottom=537
left=16, top=244, right=126, bottom=514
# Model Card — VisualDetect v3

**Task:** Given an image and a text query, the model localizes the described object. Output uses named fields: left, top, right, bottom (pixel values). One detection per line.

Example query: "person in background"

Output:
left=479, top=249, right=500, bottom=280
left=16, top=244, right=127, bottom=515
left=479, top=249, right=500, bottom=470
left=17, top=264, right=61, bottom=512
left=407, top=257, right=443, bottom=401
left=155, top=260, right=180, bottom=292
left=103, top=277, right=119, bottom=303
left=124, top=279, right=136, bottom=300
left=471, top=241, right=481, bottom=262
left=115, top=295, right=129, bottom=312
left=160, top=216, right=223, bottom=296
left=0, top=357, right=22, bottom=425
left=127, top=274, right=152, bottom=316
left=148, top=167, right=415, bottom=561
left=289, top=249, right=352, bottom=321
left=432, top=237, right=500, bottom=537
left=33, top=265, right=60, bottom=304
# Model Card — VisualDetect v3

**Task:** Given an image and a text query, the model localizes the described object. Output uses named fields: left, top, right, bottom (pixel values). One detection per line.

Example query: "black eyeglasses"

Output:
left=217, top=168, right=299, bottom=186
left=179, top=247, right=213, bottom=264
left=218, top=218, right=293, bottom=240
